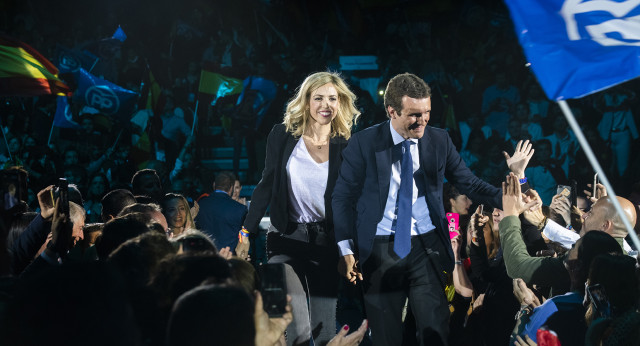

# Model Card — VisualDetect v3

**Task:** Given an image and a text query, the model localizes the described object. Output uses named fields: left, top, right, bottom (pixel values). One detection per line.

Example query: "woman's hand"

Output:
left=468, top=205, right=489, bottom=246
left=327, top=319, right=368, bottom=346
left=503, top=140, right=535, bottom=179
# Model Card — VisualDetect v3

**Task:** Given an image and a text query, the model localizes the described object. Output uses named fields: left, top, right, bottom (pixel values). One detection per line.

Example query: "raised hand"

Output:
left=584, top=183, right=607, bottom=203
left=468, top=205, right=490, bottom=246
left=522, top=189, right=546, bottom=230
left=502, top=173, right=538, bottom=218
left=512, top=278, right=541, bottom=308
left=37, top=185, right=56, bottom=221
left=550, top=194, right=571, bottom=226
left=503, top=140, right=535, bottom=179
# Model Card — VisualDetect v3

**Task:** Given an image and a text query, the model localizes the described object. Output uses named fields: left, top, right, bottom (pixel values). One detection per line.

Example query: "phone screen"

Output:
left=258, top=263, right=287, bottom=317
left=556, top=185, right=571, bottom=201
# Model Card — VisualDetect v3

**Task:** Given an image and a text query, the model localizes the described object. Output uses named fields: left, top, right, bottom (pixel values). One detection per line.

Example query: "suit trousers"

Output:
left=362, top=231, right=449, bottom=346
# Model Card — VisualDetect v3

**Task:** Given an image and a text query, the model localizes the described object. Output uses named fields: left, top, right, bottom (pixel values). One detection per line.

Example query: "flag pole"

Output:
left=0, top=118, right=13, bottom=162
left=111, top=129, right=124, bottom=151
left=47, top=118, right=55, bottom=146
left=191, top=100, right=199, bottom=136
left=557, top=100, right=640, bottom=251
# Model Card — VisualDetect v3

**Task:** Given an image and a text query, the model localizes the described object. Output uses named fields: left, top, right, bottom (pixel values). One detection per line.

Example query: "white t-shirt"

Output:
left=286, top=139, right=328, bottom=223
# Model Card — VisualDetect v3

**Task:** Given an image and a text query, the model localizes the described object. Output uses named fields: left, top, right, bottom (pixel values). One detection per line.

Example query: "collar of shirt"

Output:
left=389, top=121, right=419, bottom=146
left=214, top=190, right=229, bottom=196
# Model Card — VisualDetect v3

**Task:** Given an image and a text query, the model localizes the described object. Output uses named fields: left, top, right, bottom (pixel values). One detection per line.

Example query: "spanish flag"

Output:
left=0, top=35, right=70, bottom=96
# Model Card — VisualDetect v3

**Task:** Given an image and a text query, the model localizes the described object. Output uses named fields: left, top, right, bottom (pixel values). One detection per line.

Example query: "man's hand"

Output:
left=502, top=173, right=538, bottom=217
left=328, top=319, right=368, bottom=346
left=254, top=291, right=292, bottom=346
left=338, top=254, right=363, bottom=285
left=550, top=194, right=571, bottom=226
left=522, top=189, right=546, bottom=230
left=503, top=140, right=535, bottom=179
left=235, top=237, right=250, bottom=260
left=584, top=183, right=607, bottom=203
left=37, top=185, right=56, bottom=221
left=512, top=278, right=541, bottom=308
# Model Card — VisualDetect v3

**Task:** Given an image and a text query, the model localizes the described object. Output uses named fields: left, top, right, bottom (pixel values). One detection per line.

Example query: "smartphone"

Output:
left=258, top=263, right=288, bottom=317
left=593, top=173, right=599, bottom=198
left=556, top=185, right=571, bottom=201
left=478, top=204, right=484, bottom=216
left=587, top=283, right=611, bottom=319
left=570, top=180, right=577, bottom=207
left=58, top=178, right=70, bottom=215
left=446, top=212, right=460, bottom=239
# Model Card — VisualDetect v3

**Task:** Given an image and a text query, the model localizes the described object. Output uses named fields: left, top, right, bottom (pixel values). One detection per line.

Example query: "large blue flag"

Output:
left=53, top=96, right=81, bottom=128
left=72, top=68, right=137, bottom=120
left=505, top=0, right=640, bottom=100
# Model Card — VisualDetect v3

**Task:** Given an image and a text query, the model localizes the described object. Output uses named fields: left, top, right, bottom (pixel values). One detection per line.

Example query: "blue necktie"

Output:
left=394, top=140, right=412, bottom=258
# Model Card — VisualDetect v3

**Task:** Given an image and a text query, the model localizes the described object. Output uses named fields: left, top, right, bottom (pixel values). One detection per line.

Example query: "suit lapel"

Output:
left=419, top=127, right=437, bottom=181
left=375, top=122, right=394, bottom=212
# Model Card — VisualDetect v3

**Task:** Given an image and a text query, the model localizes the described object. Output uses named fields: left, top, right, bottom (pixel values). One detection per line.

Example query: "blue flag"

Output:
left=112, top=25, right=127, bottom=42
left=72, top=68, right=138, bottom=120
left=505, top=0, right=640, bottom=100
left=53, top=96, right=81, bottom=128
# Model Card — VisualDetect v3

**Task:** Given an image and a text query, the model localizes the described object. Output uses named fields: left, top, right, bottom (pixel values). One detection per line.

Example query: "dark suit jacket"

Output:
left=195, top=192, right=248, bottom=250
left=244, top=124, right=348, bottom=236
left=332, top=121, right=501, bottom=271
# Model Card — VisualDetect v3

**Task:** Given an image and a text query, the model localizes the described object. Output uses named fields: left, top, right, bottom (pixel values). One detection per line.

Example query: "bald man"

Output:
left=539, top=195, right=637, bottom=253
left=582, top=196, right=637, bottom=250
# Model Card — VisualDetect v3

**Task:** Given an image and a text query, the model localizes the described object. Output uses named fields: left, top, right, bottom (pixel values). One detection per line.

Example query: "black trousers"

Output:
left=362, top=232, right=449, bottom=346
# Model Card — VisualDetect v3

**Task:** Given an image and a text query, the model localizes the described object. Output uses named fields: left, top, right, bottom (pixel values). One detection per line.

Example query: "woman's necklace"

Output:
left=304, top=134, right=329, bottom=149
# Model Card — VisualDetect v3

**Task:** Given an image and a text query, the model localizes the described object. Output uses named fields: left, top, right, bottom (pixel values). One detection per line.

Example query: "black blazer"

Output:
left=244, top=124, right=348, bottom=236
left=332, top=121, right=502, bottom=271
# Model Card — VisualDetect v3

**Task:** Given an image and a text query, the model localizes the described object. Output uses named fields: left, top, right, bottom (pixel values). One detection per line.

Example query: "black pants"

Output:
left=362, top=232, right=449, bottom=346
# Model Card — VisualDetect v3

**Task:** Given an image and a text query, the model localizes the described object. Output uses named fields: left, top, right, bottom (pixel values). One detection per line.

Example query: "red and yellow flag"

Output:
left=0, top=35, right=70, bottom=96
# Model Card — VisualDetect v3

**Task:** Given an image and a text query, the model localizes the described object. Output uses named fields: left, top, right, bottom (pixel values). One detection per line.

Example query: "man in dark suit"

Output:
left=195, top=171, right=247, bottom=252
left=332, top=73, right=511, bottom=345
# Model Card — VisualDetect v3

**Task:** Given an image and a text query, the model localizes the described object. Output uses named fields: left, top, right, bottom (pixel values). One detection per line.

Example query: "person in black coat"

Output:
left=238, top=71, right=360, bottom=345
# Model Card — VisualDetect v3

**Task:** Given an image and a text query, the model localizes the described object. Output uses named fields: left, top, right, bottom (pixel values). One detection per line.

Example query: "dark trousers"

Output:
left=267, top=224, right=339, bottom=346
left=362, top=232, right=449, bottom=346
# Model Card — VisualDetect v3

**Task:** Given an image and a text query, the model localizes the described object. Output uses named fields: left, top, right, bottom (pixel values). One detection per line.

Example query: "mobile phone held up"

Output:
left=446, top=212, right=460, bottom=239
left=258, top=263, right=288, bottom=317
left=58, top=178, right=70, bottom=216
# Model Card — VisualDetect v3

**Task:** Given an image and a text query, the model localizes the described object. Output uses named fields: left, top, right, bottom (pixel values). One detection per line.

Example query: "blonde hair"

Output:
left=283, top=71, right=360, bottom=140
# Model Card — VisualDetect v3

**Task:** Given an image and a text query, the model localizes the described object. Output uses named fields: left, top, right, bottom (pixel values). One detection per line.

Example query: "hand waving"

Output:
left=503, top=140, right=535, bottom=179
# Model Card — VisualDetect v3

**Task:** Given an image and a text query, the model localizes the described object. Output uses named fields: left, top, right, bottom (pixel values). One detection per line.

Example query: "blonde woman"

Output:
left=240, top=71, right=360, bottom=345
left=161, top=193, right=195, bottom=238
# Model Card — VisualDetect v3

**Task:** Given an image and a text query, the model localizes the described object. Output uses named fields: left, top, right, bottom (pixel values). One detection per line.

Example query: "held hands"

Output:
left=254, top=291, right=293, bottom=346
left=338, top=254, right=363, bottom=285
left=502, top=173, right=538, bottom=218
left=235, top=237, right=250, bottom=260
left=503, top=140, right=535, bottom=179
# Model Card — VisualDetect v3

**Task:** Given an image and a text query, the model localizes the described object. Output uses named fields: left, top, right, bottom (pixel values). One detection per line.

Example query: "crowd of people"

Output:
left=2, top=0, right=640, bottom=345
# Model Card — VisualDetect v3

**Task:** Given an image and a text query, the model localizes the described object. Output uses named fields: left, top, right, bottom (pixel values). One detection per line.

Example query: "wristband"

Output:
left=238, top=227, right=249, bottom=243
left=455, top=260, right=463, bottom=265
left=519, top=177, right=528, bottom=184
